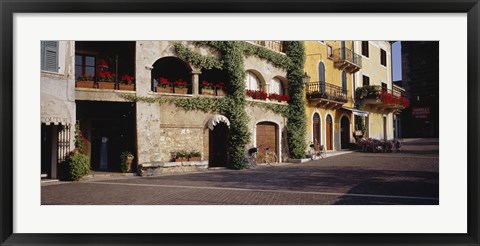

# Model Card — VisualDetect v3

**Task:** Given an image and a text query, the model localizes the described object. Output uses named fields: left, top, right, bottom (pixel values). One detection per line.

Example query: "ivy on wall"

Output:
left=284, top=41, right=307, bottom=159
left=247, top=101, right=289, bottom=117
left=173, top=43, right=223, bottom=70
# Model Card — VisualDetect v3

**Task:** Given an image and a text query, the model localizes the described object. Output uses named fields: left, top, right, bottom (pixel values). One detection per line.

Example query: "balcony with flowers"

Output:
left=305, top=81, right=348, bottom=109
left=74, top=41, right=136, bottom=101
left=355, top=85, right=409, bottom=112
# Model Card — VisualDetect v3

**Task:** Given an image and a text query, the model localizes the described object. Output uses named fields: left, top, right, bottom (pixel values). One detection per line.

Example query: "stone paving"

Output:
left=41, top=138, right=439, bottom=205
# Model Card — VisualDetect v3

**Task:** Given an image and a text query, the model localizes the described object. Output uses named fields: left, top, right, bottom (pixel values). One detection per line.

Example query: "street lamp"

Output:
left=302, top=72, right=311, bottom=84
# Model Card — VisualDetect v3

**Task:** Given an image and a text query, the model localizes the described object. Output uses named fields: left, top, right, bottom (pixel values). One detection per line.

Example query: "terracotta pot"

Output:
left=188, top=157, right=201, bottom=161
left=76, top=80, right=96, bottom=89
left=126, top=154, right=134, bottom=172
left=216, top=90, right=227, bottom=96
left=98, top=82, right=116, bottom=90
left=175, top=157, right=188, bottom=162
left=156, top=86, right=171, bottom=93
left=119, top=84, right=135, bottom=91
left=174, top=87, right=188, bottom=94
left=201, top=88, right=215, bottom=95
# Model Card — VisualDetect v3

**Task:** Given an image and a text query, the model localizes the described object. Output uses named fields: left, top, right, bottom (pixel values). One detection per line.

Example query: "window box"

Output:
left=119, top=84, right=135, bottom=91
left=216, top=90, right=227, bottom=96
left=174, top=87, right=188, bottom=94
left=202, top=88, right=215, bottom=96
left=76, top=80, right=96, bottom=89
left=189, top=157, right=201, bottom=161
left=97, top=82, right=115, bottom=90
left=156, top=85, right=171, bottom=93
left=175, top=157, right=188, bottom=162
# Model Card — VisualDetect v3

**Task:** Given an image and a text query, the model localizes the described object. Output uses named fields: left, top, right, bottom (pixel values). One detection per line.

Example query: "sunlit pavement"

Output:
left=42, top=138, right=439, bottom=205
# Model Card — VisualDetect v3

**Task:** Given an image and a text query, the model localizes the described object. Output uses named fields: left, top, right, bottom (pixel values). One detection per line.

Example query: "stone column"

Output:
left=191, top=69, right=201, bottom=95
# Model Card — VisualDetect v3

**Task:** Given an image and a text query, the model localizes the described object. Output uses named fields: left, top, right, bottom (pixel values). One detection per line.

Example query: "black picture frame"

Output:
left=1, top=0, right=479, bottom=245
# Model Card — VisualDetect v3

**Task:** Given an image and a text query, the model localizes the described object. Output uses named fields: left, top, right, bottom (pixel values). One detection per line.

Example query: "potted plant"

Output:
left=76, top=72, right=95, bottom=88
left=97, top=71, right=116, bottom=89
left=188, top=150, right=201, bottom=161
left=174, top=150, right=189, bottom=162
left=120, top=151, right=135, bottom=173
left=201, top=80, right=215, bottom=95
left=173, top=79, right=189, bottom=94
left=156, top=77, right=171, bottom=93
left=215, top=82, right=227, bottom=96
left=119, top=74, right=135, bottom=91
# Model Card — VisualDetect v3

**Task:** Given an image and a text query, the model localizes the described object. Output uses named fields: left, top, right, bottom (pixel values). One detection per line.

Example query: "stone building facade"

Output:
left=41, top=41, right=291, bottom=177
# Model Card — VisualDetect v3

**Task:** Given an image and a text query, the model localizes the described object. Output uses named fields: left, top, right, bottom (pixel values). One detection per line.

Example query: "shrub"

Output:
left=65, top=153, right=90, bottom=181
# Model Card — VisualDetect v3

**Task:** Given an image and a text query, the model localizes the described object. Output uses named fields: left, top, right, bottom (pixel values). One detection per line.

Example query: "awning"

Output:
left=41, top=95, right=72, bottom=125
left=341, top=106, right=369, bottom=117
left=207, top=114, right=230, bottom=130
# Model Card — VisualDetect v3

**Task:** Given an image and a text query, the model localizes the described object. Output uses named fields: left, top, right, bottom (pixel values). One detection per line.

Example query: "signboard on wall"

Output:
left=412, top=107, right=430, bottom=119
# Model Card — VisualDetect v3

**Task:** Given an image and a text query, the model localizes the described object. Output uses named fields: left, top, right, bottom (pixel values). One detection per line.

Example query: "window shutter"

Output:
left=41, top=41, right=58, bottom=72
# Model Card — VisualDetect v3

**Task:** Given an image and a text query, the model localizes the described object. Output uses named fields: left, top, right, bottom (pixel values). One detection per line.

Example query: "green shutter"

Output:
left=41, top=41, right=58, bottom=72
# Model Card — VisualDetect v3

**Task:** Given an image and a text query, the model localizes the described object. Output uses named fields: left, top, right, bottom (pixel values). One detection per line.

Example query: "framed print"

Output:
left=1, top=0, right=479, bottom=245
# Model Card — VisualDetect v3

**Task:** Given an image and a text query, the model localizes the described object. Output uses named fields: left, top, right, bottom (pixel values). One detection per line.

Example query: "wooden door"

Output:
left=256, top=122, right=277, bottom=158
left=209, top=122, right=229, bottom=167
left=326, top=115, right=333, bottom=150
left=313, top=113, right=321, bottom=150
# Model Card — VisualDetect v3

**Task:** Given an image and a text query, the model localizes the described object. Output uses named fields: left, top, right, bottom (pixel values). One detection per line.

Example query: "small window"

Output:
left=75, top=54, right=96, bottom=80
left=382, top=82, right=388, bottom=92
left=327, top=45, right=333, bottom=58
left=380, top=49, right=387, bottom=66
left=245, top=71, right=261, bottom=90
left=362, top=75, right=370, bottom=86
left=270, top=78, right=284, bottom=95
left=41, top=41, right=59, bottom=72
left=362, top=41, right=369, bottom=57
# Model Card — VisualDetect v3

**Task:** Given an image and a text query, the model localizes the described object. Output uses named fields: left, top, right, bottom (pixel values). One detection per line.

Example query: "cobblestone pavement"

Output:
left=41, top=138, right=439, bottom=205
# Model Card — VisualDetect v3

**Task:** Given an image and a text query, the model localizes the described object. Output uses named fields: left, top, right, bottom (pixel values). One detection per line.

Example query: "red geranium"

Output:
left=246, top=89, right=268, bottom=100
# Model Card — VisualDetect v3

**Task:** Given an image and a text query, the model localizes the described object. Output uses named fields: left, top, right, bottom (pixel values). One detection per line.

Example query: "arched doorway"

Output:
left=340, top=116, right=350, bottom=149
left=326, top=115, right=333, bottom=150
left=312, top=113, right=321, bottom=150
left=256, top=122, right=278, bottom=160
left=209, top=122, right=229, bottom=167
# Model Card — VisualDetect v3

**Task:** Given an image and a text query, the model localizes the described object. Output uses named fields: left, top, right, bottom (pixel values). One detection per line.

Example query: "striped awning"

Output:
left=341, top=106, right=369, bottom=117
left=207, top=115, right=230, bottom=130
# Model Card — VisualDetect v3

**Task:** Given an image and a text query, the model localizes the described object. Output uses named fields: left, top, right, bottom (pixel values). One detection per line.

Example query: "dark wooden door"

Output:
left=326, top=115, right=333, bottom=150
left=313, top=113, right=321, bottom=150
left=209, top=122, right=229, bottom=167
left=256, top=122, right=277, bottom=158
left=340, top=116, right=350, bottom=149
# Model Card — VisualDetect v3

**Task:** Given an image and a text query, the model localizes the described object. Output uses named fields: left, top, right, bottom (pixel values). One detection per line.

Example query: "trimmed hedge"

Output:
left=65, top=153, right=90, bottom=181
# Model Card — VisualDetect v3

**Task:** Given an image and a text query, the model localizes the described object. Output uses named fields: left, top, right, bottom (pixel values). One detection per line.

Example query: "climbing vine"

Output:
left=285, top=41, right=307, bottom=159
left=243, top=42, right=292, bottom=70
left=173, top=43, right=223, bottom=70
left=247, top=101, right=289, bottom=117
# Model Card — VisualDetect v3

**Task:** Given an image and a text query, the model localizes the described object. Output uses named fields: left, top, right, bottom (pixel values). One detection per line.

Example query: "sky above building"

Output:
left=392, top=41, right=402, bottom=81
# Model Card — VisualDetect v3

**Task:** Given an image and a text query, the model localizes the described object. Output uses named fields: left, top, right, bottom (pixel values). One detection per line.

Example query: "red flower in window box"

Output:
left=246, top=89, right=268, bottom=100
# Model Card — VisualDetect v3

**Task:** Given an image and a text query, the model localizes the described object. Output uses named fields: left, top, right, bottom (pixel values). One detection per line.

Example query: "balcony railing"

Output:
left=355, top=85, right=409, bottom=109
left=332, top=47, right=362, bottom=73
left=306, top=81, right=348, bottom=103
left=248, top=41, right=286, bottom=53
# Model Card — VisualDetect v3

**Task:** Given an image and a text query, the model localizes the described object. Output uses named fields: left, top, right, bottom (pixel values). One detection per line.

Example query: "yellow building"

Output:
left=353, top=41, right=404, bottom=140
left=304, top=41, right=363, bottom=151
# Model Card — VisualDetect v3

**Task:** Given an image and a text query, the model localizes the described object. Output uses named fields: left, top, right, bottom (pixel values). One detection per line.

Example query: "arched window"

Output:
left=270, top=78, right=284, bottom=95
left=245, top=71, right=260, bottom=90
left=342, top=71, right=347, bottom=93
left=318, top=62, right=326, bottom=93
